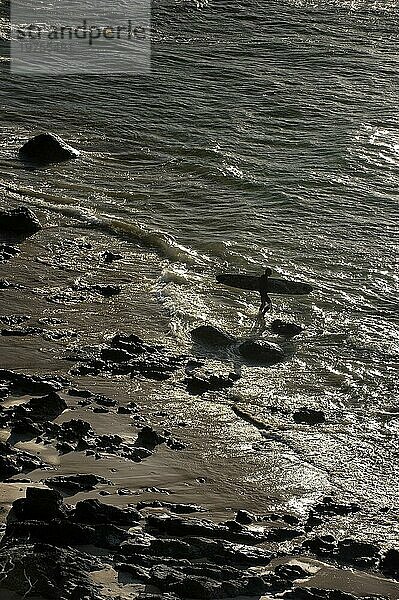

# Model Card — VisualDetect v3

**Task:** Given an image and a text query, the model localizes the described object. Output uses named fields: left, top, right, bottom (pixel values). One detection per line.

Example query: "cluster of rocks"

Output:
left=45, top=281, right=121, bottom=305
left=0, top=369, right=69, bottom=398
left=1, top=486, right=395, bottom=599
left=189, top=321, right=307, bottom=369
left=0, top=441, right=45, bottom=481
left=69, top=331, right=239, bottom=397
left=0, top=386, right=185, bottom=459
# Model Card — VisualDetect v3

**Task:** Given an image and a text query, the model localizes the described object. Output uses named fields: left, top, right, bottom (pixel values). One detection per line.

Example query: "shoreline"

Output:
left=0, top=203, right=399, bottom=599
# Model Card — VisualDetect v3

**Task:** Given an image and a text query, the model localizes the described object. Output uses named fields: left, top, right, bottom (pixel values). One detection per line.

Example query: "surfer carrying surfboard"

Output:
left=216, top=270, right=313, bottom=321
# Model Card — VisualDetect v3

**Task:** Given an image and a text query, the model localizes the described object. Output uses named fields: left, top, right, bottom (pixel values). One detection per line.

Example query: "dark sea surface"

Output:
left=0, top=0, right=398, bottom=549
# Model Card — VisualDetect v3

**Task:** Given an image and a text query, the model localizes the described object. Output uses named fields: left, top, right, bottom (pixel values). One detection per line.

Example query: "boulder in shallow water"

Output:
left=238, top=340, right=284, bottom=364
left=293, top=408, right=325, bottom=425
left=190, top=325, right=235, bottom=347
left=19, top=132, right=80, bottom=164
left=270, top=319, right=303, bottom=337
left=380, top=548, right=399, bottom=578
left=0, top=206, right=42, bottom=235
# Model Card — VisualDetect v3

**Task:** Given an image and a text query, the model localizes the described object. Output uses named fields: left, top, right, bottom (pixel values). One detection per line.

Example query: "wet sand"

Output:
left=1, top=202, right=399, bottom=599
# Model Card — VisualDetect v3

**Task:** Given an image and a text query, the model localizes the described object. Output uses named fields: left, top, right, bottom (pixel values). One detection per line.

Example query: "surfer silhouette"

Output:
left=259, top=267, right=273, bottom=315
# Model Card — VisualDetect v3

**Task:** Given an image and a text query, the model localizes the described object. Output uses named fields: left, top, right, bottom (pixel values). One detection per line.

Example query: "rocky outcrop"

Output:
left=19, top=133, right=80, bottom=164
left=0, top=441, right=45, bottom=481
left=0, top=369, right=69, bottom=395
left=0, top=542, right=101, bottom=599
left=12, top=391, right=67, bottom=422
left=0, top=206, right=42, bottom=236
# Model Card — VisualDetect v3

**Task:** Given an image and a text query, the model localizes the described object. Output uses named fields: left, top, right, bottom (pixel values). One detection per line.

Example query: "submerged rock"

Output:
left=190, top=325, right=235, bottom=347
left=102, top=250, right=123, bottom=263
left=293, top=408, right=326, bottom=425
left=238, top=340, right=284, bottom=364
left=310, top=497, right=360, bottom=517
left=0, top=206, right=42, bottom=235
left=270, top=319, right=304, bottom=337
left=184, top=371, right=239, bottom=395
left=19, top=132, right=80, bottom=164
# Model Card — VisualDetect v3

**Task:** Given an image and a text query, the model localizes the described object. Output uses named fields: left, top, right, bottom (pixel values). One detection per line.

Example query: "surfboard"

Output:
left=216, top=274, right=313, bottom=295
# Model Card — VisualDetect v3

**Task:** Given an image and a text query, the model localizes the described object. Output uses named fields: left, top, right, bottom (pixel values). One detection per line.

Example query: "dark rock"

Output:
left=146, top=515, right=265, bottom=544
left=275, top=563, right=311, bottom=580
left=11, top=487, right=67, bottom=521
left=118, top=401, right=139, bottom=414
left=19, top=133, right=80, bottom=164
left=11, top=416, right=43, bottom=437
left=185, top=372, right=239, bottom=395
left=1, top=326, right=42, bottom=336
left=94, top=523, right=130, bottom=549
left=137, top=501, right=206, bottom=514
left=0, top=369, right=69, bottom=395
left=282, top=588, right=367, bottom=600
left=0, top=206, right=42, bottom=235
left=0, top=441, right=45, bottom=481
left=182, top=536, right=273, bottom=567
left=190, top=325, right=235, bottom=347
left=302, top=535, right=337, bottom=556
left=93, top=395, right=116, bottom=407
left=270, top=319, right=304, bottom=337
left=111, top=332, right=148, bottom=354
left=0, top=314, right=30, bottom=326
left=337, top=538, right=380, bottom=568
left=311, top=497, right=360, bottom=517
left=74, top=499, right=140, bottom=525
left=293, top=408, right=326, bottom=425
left=135, top=426, right=166, bottom=450
left=266, top=527, right=304, bottom=542
left=102, top=250, right=123, bottom=263
left=238, top=340, right=284, bottom=364
left=68, top=388, right=93, bottom=398
left=93, top=284, right=121, bottom=297
left=380, top=548, right=399, bottom=578
left=15, top=391, right=67, bottom=422
left=235, top=509, right=255, bottom=525
left=0, top=542, right=101, bottom=599
left=44, top=474, right=111, bottom=494
left=101, top=347, right=132, bottom=362
left=4, top=519, right=96, bottom=546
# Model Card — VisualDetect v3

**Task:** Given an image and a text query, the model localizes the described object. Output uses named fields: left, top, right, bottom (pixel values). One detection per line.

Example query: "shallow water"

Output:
left=0, top=0, right=398, bottom=556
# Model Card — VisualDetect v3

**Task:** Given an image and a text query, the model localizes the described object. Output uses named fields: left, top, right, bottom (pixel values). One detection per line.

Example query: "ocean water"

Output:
left=0, top=0, right=399, bottom=546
